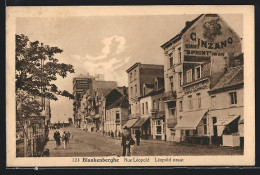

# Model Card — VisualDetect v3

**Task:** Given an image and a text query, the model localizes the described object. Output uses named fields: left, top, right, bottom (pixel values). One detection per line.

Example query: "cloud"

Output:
left=71, top=35, right=129, bottom=86
left=85, top=35, right=126, bottom=61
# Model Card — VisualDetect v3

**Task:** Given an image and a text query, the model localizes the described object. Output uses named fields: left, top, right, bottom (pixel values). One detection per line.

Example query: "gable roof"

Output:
left=104, top=89, right=123, bottom=108
left=161, top=14, right=204, bottom=49
left=107, top=96, right=129, bottom=110
left=209, top=66, right=243, bottom=93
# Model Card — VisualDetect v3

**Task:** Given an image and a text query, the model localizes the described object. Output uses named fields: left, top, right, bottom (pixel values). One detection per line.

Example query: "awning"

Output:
left=214, top=115, right=240, bottom=126
left=132, top=117, right=150, bottom=128
left=123, top=118, right=139, bottom=128
left=214, top=115, right=240, bottom=136
left=174, top=110, right=208, bottom=130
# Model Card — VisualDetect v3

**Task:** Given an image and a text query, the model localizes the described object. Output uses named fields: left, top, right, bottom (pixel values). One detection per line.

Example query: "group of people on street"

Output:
left=121, top=126, right=142, bottom=156
left=53, top=130, right=70, bottom=150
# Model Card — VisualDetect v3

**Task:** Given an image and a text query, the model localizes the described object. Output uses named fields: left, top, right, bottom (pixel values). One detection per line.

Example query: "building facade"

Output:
left=126, top=63, right=164, bottom=119
left=161, top=14, right=242, bottom=143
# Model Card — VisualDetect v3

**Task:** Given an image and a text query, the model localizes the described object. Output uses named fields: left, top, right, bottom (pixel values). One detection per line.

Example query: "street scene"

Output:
left=45, top=125, right=242, bottom=157
left=15, top=12, right=245, bottom=158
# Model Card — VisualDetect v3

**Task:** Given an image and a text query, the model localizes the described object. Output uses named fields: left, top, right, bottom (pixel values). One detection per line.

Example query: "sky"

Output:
left=16, top=14, right=243, bottom=123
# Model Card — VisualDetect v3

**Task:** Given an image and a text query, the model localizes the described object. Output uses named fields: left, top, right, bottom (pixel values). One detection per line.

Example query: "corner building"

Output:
left=161, top=14, right=242, bottom=143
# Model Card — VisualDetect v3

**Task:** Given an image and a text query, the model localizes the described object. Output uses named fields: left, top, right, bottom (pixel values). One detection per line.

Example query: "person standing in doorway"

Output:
left=135, top=129, right=141, bottom=145
left=121, top=126, right=134, bottom=156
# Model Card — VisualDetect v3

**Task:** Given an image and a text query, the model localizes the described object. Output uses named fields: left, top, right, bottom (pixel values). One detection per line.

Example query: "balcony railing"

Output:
left=162, top=91, right=177, bottom=102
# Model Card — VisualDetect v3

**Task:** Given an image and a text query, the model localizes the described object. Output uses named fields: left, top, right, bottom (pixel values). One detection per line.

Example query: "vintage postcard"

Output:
left=6, top=5, right=255, bottom=167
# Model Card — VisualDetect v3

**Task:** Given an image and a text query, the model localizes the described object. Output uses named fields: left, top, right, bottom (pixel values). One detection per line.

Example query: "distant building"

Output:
left=106, top=95, right=129, bottom=137
left=136, top=77, right=165, bottom=140
left=126, top=63, right=164, bottom=118
left=72, top=74, right=107, bottom=127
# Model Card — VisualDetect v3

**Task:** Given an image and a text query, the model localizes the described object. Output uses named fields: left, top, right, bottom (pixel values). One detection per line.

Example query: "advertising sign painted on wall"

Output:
left=182, top=15, right=242, bottom=58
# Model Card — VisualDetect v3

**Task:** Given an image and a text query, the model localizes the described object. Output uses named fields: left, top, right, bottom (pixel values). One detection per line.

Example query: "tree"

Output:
left=68, top=117, right=73, bottom=124
left=16, top=34, right=75, bottom=101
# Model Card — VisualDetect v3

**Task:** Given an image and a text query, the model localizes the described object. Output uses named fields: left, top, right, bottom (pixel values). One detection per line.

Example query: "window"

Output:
left=211, top=96, right=216, bottom=108
left=130, top=87, right=133, bottom=97
left=156, top=120, right=162, bottom=134
left=116, top=111, right=120, bottom=120
left=143, top=87, right=146, bottom=95
left=186, top=69, right=192, bottom=83
left=153, top=100, right=157, bottom=109
left=142, top=103, right=144, bottom=114
left=145, top=102, right=148, bottom=114
left=134, top=69, right=136, bottom=79
left=179, top=72, right=182, bottom=88
left=178, top=47, right=182, bottom=63
left=169, top=57, right=173, bottom=68
left=203, top=118, right=207, bottom=134
left=169, top=107, right=175, bottom=116
left=130, top=73, right=132, bottom=81
left=185, top=130, right=189, bottom=136
left=155, top=81, right=158, bottom=91
left=188, top=96, right=193, bottom=110
left=179, top=100, right=183, bottom=111
left=169, top=76, right=174, bottom=91
left=195, top=65, right=201, bottom=80
left=157, top=98, right=161, bottom=111
left=197, top=93, right=201, bottom=109
left=229, top=92, right=237, bottom=104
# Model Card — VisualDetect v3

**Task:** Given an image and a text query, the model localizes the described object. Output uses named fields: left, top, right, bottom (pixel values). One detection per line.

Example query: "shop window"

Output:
left=169, top=76, right=174, bottom=91
left=169, top=57, right=173, bottom=68
left=203, top=118, right=207, bottom=134
left=229, top=92, right=237, bottom=104
left=186, top=69, right=192, bottom=83
left=195, top=65, right=201, bottom=80
left=156, top=120, right=162, bottom=134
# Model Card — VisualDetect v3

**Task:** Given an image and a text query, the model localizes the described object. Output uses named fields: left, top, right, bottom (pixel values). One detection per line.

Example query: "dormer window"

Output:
left=195, top=65, right=201, bottom=80
left=143, top=87, right=146, bottom=95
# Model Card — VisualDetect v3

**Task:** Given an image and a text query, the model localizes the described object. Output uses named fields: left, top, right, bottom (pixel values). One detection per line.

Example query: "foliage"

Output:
left=16, top=34, right=75, bottom=101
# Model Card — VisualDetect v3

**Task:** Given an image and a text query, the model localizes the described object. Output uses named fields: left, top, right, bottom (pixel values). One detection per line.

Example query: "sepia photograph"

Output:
left=6, top=5, right=254, bottom=166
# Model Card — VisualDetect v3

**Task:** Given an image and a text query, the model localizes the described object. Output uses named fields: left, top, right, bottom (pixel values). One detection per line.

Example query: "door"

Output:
left=212, top=117, right=220, bottom=145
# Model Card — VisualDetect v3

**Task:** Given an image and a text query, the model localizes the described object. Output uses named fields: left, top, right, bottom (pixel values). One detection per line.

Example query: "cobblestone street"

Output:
left=44, top=126, right=243, bottom=157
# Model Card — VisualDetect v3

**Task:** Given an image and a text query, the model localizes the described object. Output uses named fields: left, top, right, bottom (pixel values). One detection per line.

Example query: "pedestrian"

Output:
left=62, top=131, right=69, bottom=149
left=67, top=131, right=71, bottom=143
left=121, top=126, right=135, bottom=156
left=135, top=129, right=141, bottom=145
left=54, top=131, right=61, bottom=149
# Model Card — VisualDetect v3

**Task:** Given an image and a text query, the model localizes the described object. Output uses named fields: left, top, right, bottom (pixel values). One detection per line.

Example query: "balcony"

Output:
left=167, top=118, right=177, bottom=128
left=115, top=118, right=120, bottom=123
left=162, top=91, right=177, bottom=102
left=150, top=109, right=159, bottom=114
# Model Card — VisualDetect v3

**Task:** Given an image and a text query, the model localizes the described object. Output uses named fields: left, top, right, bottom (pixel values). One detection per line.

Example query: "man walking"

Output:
left=62, top=131, right=69, bottom=149
left=121, top=126, right=134, bottom=156
left=135, top=129, right=141, bottom=145
left=54, top=131, right=61, bottom=149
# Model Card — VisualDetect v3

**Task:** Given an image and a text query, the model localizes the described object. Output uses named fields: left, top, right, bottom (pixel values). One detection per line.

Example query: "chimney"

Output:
left=123, top=86, right=127, bottom=96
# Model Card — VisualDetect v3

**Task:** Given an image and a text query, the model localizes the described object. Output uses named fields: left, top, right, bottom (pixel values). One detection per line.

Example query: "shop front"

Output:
left=174, top=110, right=210, bottom=144
left=132, top=117, right=151, bottom=140
left=214, top=115, right=241, bottom=147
